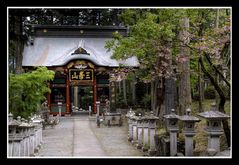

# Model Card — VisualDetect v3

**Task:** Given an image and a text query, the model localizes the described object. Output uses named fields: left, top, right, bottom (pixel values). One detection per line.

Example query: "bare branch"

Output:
left=204, top=53, right=230, bottom=88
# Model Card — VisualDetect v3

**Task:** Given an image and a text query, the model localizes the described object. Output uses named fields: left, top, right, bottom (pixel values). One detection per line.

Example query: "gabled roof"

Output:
left=22, top=25, right=139, bottom=67
left=22, top=37, right=139, bottom=67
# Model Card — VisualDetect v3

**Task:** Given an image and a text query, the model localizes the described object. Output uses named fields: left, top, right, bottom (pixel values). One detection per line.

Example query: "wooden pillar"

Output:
left=110, top=81, right=116, bottom=112
left=47, top=82, right=51, bottom=112
left=66, top=74, right=70, bottom=114
left=93, top=71, right=97, bottom=114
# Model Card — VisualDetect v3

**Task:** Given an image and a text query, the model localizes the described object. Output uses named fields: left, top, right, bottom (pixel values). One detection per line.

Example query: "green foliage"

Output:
left=141, top=94, right=151, bottom=110
left=9, top=67, right=55, bottom=118
left=116, top=92, right=125, bottom=108
left=106, top=11, right=177, bottom=82
left=119, top=9, right=147, bottom=26
left=190, top=54, right=199, bottom=88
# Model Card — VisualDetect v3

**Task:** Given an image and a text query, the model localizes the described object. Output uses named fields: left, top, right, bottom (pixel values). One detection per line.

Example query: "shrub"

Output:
left=116, top=92, right=125, bottom=108
left=9, top=67, right=55, bottom=118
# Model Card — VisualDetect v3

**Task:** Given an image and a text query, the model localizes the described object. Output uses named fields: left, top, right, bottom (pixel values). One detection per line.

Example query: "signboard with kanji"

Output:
left=69, top=69, right=94, bottom=81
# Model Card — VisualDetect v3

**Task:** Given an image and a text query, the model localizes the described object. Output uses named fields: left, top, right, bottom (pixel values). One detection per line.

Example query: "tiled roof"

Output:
left=22, top=37, right=139, bottom=67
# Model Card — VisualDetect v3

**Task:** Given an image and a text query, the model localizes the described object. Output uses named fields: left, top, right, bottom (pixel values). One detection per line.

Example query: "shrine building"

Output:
left=22, top=25, right=139, bottom=115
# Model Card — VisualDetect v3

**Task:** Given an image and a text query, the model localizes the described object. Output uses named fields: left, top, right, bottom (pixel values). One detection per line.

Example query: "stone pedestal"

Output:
left=128, top=118, right=133, bottom=141
left=207, top=132, right=223, bottom=152
left=35, top=127, right=39, bottom=150
left=164, top=109, right=179, bottom=156
left=147, top=115, right=159, bottom=156
left=34, top=128, right=38, bottom=150
left=8, top=114, right=21, bottom=157
left=19, top=119, right=31, bottom=157
left=169, top=131, right=177, bottom=156
left=179, top=109, right=200, bottom=156
left=143, top=120, right=149, bottom=151
left=132, top=118, right=138, bottom=145
left=29, top=131, right=35, bottom=156
left=9, top=134, right=23, bottom=157
left=74, top=86, right=78, bottom=108
left=20, top=136, right=26, bottom=156
left=126, top=110, right=135, bottom=142
left=39, top=123, right=43, bottom=144
left=12, top=138, right=22, bottom=157
left=184, top=134, right=194, bottom=156
left=32, top=116, right=44, bottom=152
left=136, top=118, right=143, bottom=149
left=148, top=127, right=156, bottom=156
left=8, top=141, right=13, bottom=157
left=96, top=101, right=100, bottom=127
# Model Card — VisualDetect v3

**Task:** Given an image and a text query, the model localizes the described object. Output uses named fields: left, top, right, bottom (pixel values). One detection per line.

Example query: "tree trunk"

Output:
left=164, top=41, right=176, bottom=115
left=219, top=97, right=230, bottom=147
left=123, top=78, right=127, bottom=106
left=215, top=72, right=220, bottom=109
left=15, top=15, right=24, bottom=74
left=215, top=9, right=220, bottom=109
left=198, top=60, right=203, bottom=112
left=132, top=74, right=136, bottom=106
left=151, top=81, right=155, bottom=112
left=156, top=78, right=165, bottom=117
left=118, top=81, right=122, bottom=94
left=151, top=80, right=158, bottom=113
left=178, top=17, right=191, bottom=115
left=165, top=78, right=176, bottom=115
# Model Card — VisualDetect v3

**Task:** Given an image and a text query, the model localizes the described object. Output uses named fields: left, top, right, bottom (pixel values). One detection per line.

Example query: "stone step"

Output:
left=72, top=111, right=90, bottom=116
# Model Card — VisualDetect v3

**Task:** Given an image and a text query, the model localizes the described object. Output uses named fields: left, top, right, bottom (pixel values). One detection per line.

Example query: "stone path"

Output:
left=38, top=117, right=74, bottom=157
left=37, top=115, right=143, bottom=157
left=72, top=117, right=106, bottom=157
left=90, top=117, right=143, bottom=157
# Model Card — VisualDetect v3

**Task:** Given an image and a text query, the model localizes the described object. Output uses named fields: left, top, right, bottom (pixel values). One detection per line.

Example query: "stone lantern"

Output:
left=32, top=115, right=44, bottom=151
left=136, top=113, right=143, bottom=149
left=147, top=111, right=159, bottom=156
left=164, top=109, right=179, bottom=156
left=197, top=103, right=230, bottom=152
left=126, top=109, right=135, bottom=141
left=8, top=113, right=21, bottom=157
left=179, top=108, right=200, bottom=156
left=96, top=101, right=100, bottom=127
left=27, top=118, right=35, bottom=156
left=142, top=114, right=149, bottom=152
left=19, top=118, right=32, bottom=156
left=57, top=101, right=63, bottom=117
left=131, top=115, right=139, bottom=145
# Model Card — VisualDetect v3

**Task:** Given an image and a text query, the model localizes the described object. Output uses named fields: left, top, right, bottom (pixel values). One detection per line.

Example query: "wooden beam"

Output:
left=93, top=70, right=97, bottom=114
left=66, top=73, right=70, bottom=115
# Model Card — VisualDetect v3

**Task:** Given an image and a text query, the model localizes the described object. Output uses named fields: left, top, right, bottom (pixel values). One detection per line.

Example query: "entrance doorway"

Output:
left=70, top=86, right=93, bottom=112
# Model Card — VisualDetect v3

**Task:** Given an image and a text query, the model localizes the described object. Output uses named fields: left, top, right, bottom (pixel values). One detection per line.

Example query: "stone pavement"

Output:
left=37, top=115, right=143, bottom=157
